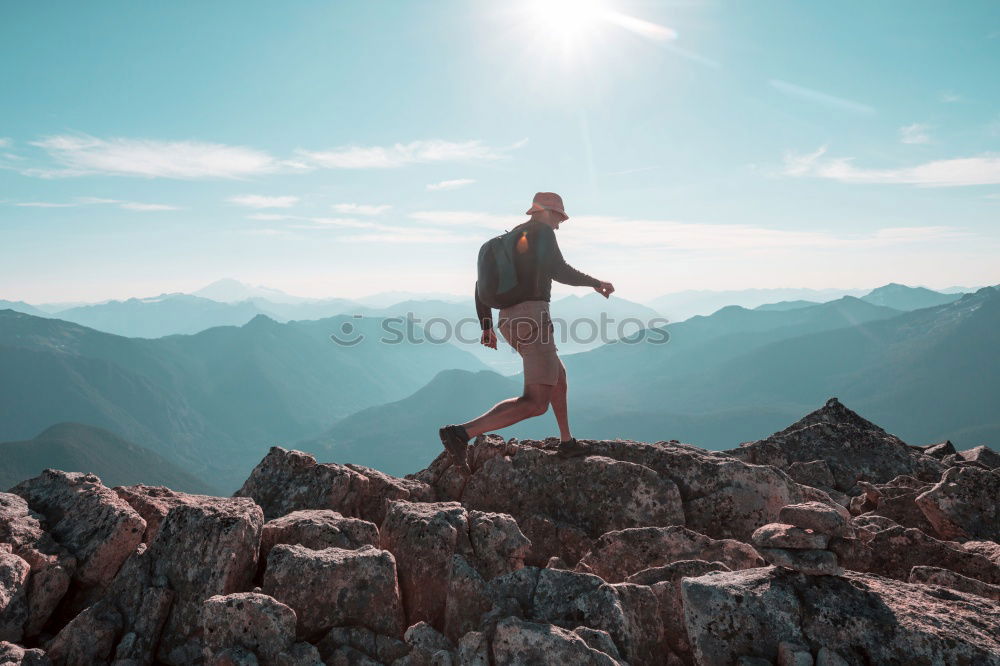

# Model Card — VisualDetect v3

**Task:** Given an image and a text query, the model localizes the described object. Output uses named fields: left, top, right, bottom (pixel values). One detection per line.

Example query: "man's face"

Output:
left=543, top=208, right=567, bottom=229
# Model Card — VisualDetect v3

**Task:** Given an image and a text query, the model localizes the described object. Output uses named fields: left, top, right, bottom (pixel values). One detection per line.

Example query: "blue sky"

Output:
left=2, top=0, right=998, bottom=303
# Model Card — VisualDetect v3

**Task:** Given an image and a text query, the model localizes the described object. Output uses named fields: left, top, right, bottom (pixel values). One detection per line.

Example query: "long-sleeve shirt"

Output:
left=475, top=219, right=600, bottom=330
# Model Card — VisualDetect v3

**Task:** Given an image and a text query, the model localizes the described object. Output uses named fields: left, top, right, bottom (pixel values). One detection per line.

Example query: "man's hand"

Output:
left=481, top=328, right=498, bottom=349
left=594, top=281, right=615, bottom=299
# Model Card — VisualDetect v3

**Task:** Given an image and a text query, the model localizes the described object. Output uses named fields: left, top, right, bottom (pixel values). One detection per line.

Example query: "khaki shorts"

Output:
left=497, top=300, right=564, bottom=386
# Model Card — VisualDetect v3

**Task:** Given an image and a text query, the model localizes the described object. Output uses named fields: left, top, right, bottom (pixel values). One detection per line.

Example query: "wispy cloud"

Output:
left=0, top=138, right=10, bottom=148
left=899, top=123, right=931, bottom=145
left=120, top=202, right=179, bottom=211
left=769, top=80, right=875, bottom=115
left=228, top=194, right=299, bottom=208
left=409, top=210, right=515, bottom=228
left=940, top=91, right=961, bottom=103
left=297, top=139, right=523, bottom=169
left=331, top=203, right=391, bottom=215
left=426, top=178, right=476, bottom=191
left=565, top=215, right=966, bottom=251
left=783, top=146, right=1000, bottom=186
left=12, top=196, right=179, bottom=211
left=29, top=134, right=278, bottom=179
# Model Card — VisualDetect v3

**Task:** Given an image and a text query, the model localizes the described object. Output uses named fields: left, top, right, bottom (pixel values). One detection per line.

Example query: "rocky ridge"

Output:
left=0, top=398, right=996, bottom=665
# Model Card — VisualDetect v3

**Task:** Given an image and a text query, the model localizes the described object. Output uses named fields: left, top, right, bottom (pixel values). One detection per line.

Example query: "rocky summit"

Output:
left=1, top=398, right=998, bottom=665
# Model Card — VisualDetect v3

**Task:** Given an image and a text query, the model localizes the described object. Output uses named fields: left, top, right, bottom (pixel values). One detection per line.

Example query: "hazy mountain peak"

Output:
left=194, top=279, right=311, bottom=304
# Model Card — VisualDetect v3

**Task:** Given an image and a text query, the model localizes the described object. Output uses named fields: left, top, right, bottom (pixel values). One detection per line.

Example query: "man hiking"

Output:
left=439, top=192, right=614, bottom=473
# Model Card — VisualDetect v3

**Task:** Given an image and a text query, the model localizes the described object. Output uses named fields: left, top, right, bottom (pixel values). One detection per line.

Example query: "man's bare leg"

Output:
left=550, top=360, right=571, bottom=442
left=462, top=383, right=553, bottom=438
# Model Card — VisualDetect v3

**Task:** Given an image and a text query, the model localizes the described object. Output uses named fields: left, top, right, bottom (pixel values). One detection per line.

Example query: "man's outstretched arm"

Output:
left=543, top=227, right=614, bottom=297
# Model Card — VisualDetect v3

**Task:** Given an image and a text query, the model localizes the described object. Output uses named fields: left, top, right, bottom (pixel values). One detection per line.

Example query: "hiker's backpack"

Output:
left=476, top=223, right=547, bottom=309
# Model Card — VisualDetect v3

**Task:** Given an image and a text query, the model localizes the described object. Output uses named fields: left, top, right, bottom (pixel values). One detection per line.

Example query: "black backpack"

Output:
left=476, top=223, right=532, bottom=309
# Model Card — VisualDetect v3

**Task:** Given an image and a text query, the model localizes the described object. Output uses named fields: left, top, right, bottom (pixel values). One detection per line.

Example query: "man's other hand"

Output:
left=595, top=281, right=615, bottom=299
left=481, top=328, right=498, bottom=349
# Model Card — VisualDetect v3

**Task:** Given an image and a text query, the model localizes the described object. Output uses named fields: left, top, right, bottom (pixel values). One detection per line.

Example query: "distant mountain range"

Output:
left=0, top=309, right=484, bottom=491
left=646, top=284, right=979, bottom=321
left=308, top=288, right=1000, bottom=471
left=0, top=422, right=213, bottom=493
left=2, top=281, right=996, bottom=488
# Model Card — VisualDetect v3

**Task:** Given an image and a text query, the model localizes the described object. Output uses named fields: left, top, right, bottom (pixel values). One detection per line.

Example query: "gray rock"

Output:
left=259, top=510, right=378, bottom=571
left=727, top=398, right=943, bottom=492
left=682, top=566, right=1000, bottom=665
left=11, top=470, right=145, bottom=590
left=202, top=592, right=296, bottom=664
left=576, top=525, right=763, bottom=583
left=915, top=466, right=1000, bottom=541
left=777, top=640, right=813, bottom=666
left=0, top=548, right=30, bottom=642
left=491, top=616, right=619, bottom=666
left=0, top=493, right=75, bottom=637
left=909, top=565, right=1000, bottom=601
left=751, top=524, right=829, bottom=550
left=263, top=544, right=404, bottom=640
left=0, top=641, right=51, bottom=665
left=759, top=549, right=842, bottom=576
left=778, top=502, right=852, bottom=538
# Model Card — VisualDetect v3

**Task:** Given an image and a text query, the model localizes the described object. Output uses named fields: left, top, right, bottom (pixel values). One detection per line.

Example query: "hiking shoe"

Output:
left=439, top=425, right=471, bottom=473
left=556, top=437, right=588, bottom=458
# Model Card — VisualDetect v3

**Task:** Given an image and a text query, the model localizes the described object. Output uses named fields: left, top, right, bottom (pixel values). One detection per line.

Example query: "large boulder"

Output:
left=843, top=525, right=1000, bottom=584
left=0, top=494, right=74, bottom=638
left=682, top=566, right=1000, bottom=665
left=909, top=566, right=1000, bottom=602
left=485, top=567, right=663, bottom=665
left=915, top=466, right=1000, bottom=541
left=11, top=471, right=145, bottom=591
left=259, top=510, right=378, bottom=570
left=379, top=501, right=528, bottom=629
left=491, top=616, right=620, bottom=665
left=114, top=484, right=225, bottom=543
left=315, top=625, right=409, bottom=665
left=262, top=544, right=405, bottom=641
left=234, top=447, right=435, bottom=525
left=727, top=398, right=943, bottom=492
left=576, top=526, right=763, bottom=582
left=626, top=559, right=731, bottom=664
left=50, top=493, right=263, bottom=666
left=0, top=546, right=30, bottom=642
left=0, top=641, right=50, bottom=665
left=848, top=476, right=938, bottom=535
left=234, top=447, right=369, bottom=521
left=956, top=444, right=1000, bottom=469
left=418, top=435, right=800, bottom=556
left=202, top=592, right=319, bottom=665
left=149, top=496, right=264, bottom=664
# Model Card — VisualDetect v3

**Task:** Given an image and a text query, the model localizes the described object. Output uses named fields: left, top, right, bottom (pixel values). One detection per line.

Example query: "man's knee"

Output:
left=529, top=399, right=549, bottom=417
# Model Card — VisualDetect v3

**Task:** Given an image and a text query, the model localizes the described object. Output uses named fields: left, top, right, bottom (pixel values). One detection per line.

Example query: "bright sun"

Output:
left=525, top=0, right=611, bottom=47
left=518, top=0, right=675, bottom=61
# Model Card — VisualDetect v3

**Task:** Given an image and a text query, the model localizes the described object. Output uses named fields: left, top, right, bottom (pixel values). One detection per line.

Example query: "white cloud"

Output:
left=228, top=194, right=299, bottom=208
left=120, top=202, right=179, bottom=211
left=899, top=123, right=931, bottom=145
left=563, top=216, right=965, bottom=251
left=12, top=197, right=179, bottom=211
left=427, top=178, right=476, bottom=191
left=784, top=147, right=1000, bottom=186
left=0, top=138, right=10, bottom=147
left=940, top=91, right=961, bottom=103
left=781, top=145, right=828, bottom=176
left=769, top=80, right=875, bottom=115
left=30, top=134, right=277, bottom=179
left=331, top=203, right=391, bottom=215
left=298, top=139, right=518, bottom=169
left=409, top=210, right=515, bottom=228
